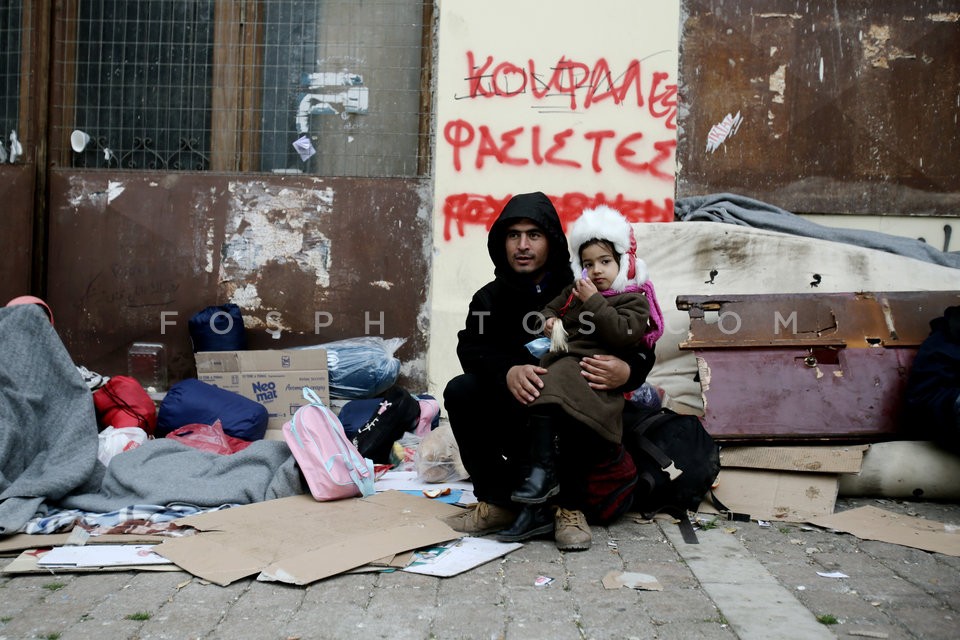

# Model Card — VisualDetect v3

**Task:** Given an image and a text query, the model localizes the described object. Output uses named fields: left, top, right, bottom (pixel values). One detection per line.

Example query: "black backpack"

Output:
left=347, top=385, right=421, bottom=464
left=623, top=405, right=739, bottom=543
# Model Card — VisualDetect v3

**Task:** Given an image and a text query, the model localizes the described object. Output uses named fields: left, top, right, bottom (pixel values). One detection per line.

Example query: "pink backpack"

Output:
left=283, top=388, right=375, bottom=501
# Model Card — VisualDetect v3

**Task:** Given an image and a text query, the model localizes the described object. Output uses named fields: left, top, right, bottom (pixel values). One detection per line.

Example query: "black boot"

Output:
left=511, top=415, right=560, bottom=504
left=495, top=504, right=555, bottom=542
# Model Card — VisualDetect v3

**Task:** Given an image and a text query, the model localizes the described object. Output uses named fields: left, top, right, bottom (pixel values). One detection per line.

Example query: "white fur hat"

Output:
left=567, top=205, right=648, bottom=292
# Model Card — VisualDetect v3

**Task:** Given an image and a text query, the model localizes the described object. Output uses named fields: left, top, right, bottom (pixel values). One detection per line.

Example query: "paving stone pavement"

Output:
left=0, top=497, right=957, bottom=640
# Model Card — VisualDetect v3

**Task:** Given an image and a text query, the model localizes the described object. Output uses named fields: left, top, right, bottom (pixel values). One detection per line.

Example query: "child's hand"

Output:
left=574, top=277, right=598, bottom=301
left=544, top=316, right=557, bottom=337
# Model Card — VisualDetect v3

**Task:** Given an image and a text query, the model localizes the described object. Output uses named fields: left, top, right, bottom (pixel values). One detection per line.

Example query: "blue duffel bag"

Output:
left=157, top=378, right=268, bottom=441
left=189, top=303, right=247, bottom=352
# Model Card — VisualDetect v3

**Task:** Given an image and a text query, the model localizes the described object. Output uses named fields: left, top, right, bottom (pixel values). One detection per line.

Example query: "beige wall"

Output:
left=427, top=0, right=681, bottom=399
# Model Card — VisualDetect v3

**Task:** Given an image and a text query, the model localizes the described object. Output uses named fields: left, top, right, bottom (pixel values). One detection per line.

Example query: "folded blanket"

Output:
left=675, top=193, right=960, bottom=270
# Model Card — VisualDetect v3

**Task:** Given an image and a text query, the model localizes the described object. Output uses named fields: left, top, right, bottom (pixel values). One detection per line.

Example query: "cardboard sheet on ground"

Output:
left=808, top=506, right=960, bottom=557
left=699, top=469, right=838, bottom=522
left=0, top=532, right=167, bottom=556
left=402, top=536, right=521, bottom=577
left=155, top=491, right=462, bottom=586
left=38, top=544, right=171, bottom=567
left=3, top=548, right=181, bottom=575
left=719, top=445, right=867, bottom=474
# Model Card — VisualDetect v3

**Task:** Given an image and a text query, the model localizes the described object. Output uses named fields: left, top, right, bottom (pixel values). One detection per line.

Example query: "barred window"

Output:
left=0, top=1, right=25, bottom=163
left=53, top=0, right=431, bottom=176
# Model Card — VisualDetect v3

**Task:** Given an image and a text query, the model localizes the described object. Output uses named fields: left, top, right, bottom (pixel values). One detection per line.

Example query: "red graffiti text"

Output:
left=462, top=53, right=677, bottom=128
left=443, top=192, right=673, bottom=242
left=443, top=119, right=676, bottom=178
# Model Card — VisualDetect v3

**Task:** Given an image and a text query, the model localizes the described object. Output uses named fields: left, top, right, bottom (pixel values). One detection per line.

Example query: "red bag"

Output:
left=581, top=444, right=638, bottom=525
left=93, top=375, right=157, bottom=436
left=167, top=420, right=252, bottom=455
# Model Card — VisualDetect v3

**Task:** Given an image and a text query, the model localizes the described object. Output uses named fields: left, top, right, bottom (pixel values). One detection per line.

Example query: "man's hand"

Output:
left=579, top=354, right=629, bottom=390
left=506, top=364, right=548, bottom=404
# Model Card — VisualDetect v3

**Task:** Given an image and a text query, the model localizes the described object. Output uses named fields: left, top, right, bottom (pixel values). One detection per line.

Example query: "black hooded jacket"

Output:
left=456, top=191, right=653, bottom=392
left=456, top=192, right=572, bottom=390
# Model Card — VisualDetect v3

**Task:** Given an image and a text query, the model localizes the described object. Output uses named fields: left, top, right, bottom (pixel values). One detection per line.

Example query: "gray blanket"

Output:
left=60, top=439, right=303, bottom=513
left=0, top=304, right=304, bottom=536
left=675, top=193, right=960, bottom=270
left=0, top=305, right=101, bottom=534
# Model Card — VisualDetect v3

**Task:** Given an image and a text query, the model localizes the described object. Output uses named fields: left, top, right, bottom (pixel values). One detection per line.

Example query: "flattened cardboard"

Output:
left=38, top=544, right=171, bottom=567
left=719, top=445, right=868, bottom=474
left=3, top=548, right=182, bottom=575
left=0, top=533, right=167, bottom=556
left=700, top=469, right=838, bottom=522
left=156, top=491, right=461, bottom=586
left=808, top=505, right=960, bottom=557
left=195, top=349, right=330, bottom=432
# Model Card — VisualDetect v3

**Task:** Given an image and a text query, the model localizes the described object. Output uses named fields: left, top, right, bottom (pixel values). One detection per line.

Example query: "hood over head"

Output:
left=487, top=192, right=571, bottom=282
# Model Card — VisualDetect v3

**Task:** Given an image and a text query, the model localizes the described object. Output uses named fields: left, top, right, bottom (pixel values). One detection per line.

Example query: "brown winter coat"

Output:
left=531, top=285, right=651, bottom=442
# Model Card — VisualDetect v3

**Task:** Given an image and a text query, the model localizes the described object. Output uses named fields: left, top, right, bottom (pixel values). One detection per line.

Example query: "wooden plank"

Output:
left=210, top=0, right=243, bottom=171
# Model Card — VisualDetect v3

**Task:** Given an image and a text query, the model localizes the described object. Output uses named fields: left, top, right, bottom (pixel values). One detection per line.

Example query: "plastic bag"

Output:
left=414, top=423, right=469, bottom=483
left=626, top=382, right=664, bottom=411
left=97, top=426, right=148, bottom=466
left=524, top=336, right=550, bottom=359
left=389, top=432, right=421, bottom=472
left=297, top=337, right=405, bottom=399
left=167, top=420, right=253, bottom=455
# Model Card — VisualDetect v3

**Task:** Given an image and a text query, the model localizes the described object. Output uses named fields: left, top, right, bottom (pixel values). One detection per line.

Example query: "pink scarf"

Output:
left=558, top=279, right=665, bottom=350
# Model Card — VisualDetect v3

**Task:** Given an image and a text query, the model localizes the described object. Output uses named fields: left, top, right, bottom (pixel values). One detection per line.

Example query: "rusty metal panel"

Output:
left=45, top=171, right=432, bottom=390
left=694, top=346, right=916, bottom=441
left=678, top=291, right=960, bottom=349
left=678, top=291, right=960, bottom=442
left=678, top=0, right=960, bottom=216
left=0, top=165, right=35, bottom=303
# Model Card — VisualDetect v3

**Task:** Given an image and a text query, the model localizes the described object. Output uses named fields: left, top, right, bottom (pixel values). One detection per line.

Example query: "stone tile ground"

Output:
left=0, top=497, right=957, bottom=640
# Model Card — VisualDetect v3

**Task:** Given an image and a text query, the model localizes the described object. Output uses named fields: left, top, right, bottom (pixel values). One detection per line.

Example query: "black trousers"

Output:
left=444, top=373, right=617, bottom=510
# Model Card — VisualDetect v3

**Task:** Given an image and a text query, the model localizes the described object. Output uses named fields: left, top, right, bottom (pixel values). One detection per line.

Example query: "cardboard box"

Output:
left=195, top=349, right=329, bottom=434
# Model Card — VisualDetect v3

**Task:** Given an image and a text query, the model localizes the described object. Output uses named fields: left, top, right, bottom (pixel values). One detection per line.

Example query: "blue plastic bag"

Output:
left=296, top=337, right=405, bottom=399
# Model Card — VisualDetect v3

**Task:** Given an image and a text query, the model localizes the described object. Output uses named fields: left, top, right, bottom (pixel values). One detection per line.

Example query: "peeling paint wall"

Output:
left=678, top=0, right=960, bottom=216
left=45, top=172, right=431, bottom=388
left=221, top=182, right=335, bottom=302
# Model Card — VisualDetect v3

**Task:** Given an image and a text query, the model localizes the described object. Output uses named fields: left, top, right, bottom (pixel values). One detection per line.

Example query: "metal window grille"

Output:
left=53, top=0, right=431, bottom=176
left=0, top=1, right=24, bottom=163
